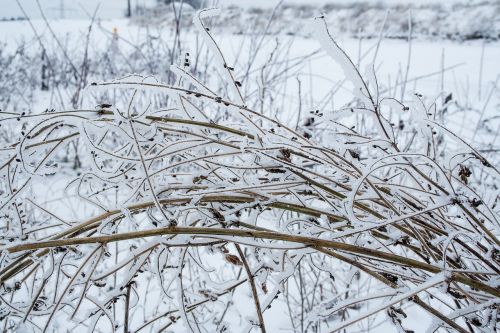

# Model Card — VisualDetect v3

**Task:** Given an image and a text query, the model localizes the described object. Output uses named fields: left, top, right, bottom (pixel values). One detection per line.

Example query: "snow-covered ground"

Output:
left=1, top=16, right=498, bottom=137
left=1, top=0, right=156, bottom=20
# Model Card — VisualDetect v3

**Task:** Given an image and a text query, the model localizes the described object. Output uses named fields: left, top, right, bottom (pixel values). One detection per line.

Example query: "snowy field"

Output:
left=1, top=16, right=498, bottom=138
left=0, top=1, right=499, bottom=333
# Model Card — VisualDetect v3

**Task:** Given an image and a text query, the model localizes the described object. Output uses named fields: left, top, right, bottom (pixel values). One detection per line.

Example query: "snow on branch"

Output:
left=0, top=8, right=498, bottom=333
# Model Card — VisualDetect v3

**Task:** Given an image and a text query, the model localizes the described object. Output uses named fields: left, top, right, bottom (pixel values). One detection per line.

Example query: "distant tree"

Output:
left=126, top=0, right=132, bottom=17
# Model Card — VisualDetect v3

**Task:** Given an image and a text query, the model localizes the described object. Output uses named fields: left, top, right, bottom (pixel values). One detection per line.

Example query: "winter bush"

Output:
left=0, top=7, right=499, bottom=333
left=135, top=1, right=500, bottom=41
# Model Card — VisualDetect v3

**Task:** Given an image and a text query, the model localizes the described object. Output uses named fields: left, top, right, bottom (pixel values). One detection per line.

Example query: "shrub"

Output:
left=0, top=8, right=498, bottom=333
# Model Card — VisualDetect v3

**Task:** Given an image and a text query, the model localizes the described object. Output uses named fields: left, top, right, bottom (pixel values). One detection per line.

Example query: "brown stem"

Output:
left=124, top=283, right=132, bottom=333
left=235, top=244, right=266, bottom=333
left=7, top=226, right=499, bottom=298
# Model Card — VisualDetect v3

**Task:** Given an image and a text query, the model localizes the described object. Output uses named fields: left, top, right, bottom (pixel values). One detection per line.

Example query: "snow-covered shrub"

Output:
left=135, top=1, right=500, bottom=41
left=0, top=8, right=499, bottom=333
